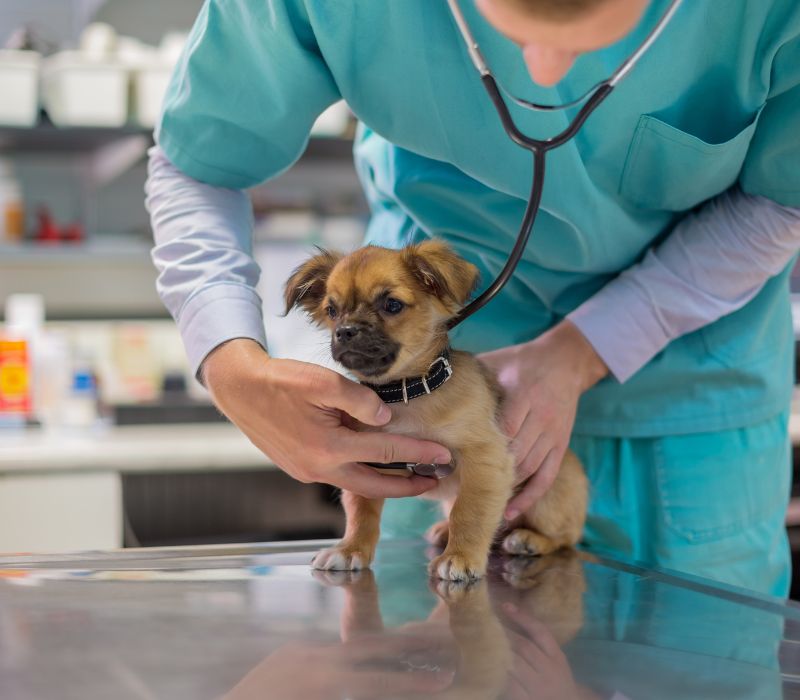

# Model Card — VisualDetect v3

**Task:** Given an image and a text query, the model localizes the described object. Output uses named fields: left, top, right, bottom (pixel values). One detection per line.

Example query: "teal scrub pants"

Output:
left=381, top=411, right=792, bottom=598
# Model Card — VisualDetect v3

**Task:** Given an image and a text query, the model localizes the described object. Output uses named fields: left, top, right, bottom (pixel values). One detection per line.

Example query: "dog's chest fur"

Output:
left=361, top=351, right=508, bottom=501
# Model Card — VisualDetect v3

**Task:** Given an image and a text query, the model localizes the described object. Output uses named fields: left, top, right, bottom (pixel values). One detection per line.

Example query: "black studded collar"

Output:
left=361, top=349, right=453, bottom=404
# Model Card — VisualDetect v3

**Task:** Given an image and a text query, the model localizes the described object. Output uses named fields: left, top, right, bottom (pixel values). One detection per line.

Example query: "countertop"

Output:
left=0, top=541, right=799, bottom=699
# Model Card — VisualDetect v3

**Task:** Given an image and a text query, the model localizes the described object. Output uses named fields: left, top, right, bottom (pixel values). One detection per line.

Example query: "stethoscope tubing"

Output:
left=447, top=77, right=615, bottom=329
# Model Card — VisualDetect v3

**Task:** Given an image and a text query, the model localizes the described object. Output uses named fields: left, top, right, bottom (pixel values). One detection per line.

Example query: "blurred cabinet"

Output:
left=0, top=239, right=163, bottom=318
left=0, top=471, right=122, bottom=552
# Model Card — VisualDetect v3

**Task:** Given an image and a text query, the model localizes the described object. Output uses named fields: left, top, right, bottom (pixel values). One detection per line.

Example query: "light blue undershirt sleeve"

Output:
left=568, top=188, right=800, bottom=383
left=145, top=0, right=342, bottom=375
left=145, top=145, right=267, bottom=376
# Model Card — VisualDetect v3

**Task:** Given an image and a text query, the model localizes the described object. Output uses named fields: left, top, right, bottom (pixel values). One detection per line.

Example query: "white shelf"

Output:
left=0, top=422, right=273, bottom=474
left=0, top=237, right=163, bottom=318
left=0, top=237, right=151, bottom=261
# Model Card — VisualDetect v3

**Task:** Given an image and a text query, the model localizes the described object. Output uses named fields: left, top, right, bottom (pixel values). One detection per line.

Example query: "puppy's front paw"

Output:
left=312, top=545, right=372, bottom=571
left=429, top=551, right=486, bottom=581
left=432, top=577, right=480, bottom=602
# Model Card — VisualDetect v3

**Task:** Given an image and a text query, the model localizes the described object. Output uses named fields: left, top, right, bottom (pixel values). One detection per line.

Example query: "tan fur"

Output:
left=286, top=241, right=588, bottom=581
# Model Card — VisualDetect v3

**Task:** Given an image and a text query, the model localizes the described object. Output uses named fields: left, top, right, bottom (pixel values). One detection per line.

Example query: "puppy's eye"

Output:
left=326, top=305, right=337, bottom=319
left=384, top=298, right=404, bottom=315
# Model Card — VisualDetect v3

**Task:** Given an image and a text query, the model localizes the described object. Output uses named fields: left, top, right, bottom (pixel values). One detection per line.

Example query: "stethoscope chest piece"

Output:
left=364, top=461, right=455, bottom=479
left=412, top=462, right=455, bottom=478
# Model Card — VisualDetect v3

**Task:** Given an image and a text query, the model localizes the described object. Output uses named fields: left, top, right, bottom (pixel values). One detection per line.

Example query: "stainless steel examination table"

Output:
left=0, top=540, right=799, bottom=699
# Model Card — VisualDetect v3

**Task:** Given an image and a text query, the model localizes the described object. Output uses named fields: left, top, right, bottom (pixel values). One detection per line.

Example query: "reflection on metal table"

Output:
left=0, top=540, right=799, bottom=699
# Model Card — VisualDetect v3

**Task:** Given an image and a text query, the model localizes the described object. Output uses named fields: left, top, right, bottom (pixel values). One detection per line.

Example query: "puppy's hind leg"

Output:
left=502, top=450, right=588, bottom=558
left=313, top=492, right=384, bottom=571
left=502, top=528, right=563, bottom=557
left=424, top=498, right=455, bottom=548
left=425, top=519, right=450, bottom=548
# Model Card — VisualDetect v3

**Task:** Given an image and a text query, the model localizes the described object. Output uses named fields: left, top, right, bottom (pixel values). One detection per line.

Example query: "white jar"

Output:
left=0, top=49, right=41, bottom=127
left=0, top=159, right=24, bottom=243
left=61, top=370, right=99, bottom=429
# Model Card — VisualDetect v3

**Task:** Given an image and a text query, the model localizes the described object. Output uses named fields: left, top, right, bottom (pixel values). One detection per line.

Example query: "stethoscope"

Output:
left=371, top=0, right=682, bottom=479
left=445, top=0, right=683, bottom=329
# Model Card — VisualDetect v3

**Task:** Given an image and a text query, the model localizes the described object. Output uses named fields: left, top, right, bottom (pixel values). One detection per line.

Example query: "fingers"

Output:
left=345, top=667, right=454, bottom=697
left=513, top=431, right=549, bottom=485
left=324, top=373, right=393, bottom=427
left=505, top=674, right=530, bottom=700
left=514, top=414, right=552, bottom=483
left=507, top=630, right=552, bottom=680
left=501, top=397, right=529, bottom=439
left=502, top=603, right=562, bottom=661
left=335, top=635, right=456, bottom=697
left=508, top=409, right=536, bottom=464
left=347, top=431, right=451, bottom=467
left=505, top=448, right=563, bottom=519
left=337, top=463, right=439, bottom=499
left=338, top=630, right=453, bottom=663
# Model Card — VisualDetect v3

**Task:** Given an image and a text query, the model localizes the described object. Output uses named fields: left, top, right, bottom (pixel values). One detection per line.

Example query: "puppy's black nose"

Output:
left=335, top=324, right=365, bottom=343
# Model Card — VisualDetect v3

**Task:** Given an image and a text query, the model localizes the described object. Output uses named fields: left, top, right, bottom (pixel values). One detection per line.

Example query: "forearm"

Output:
left=145, top=145, right=268, bottom=375
left=568, top=187, right=800, bottom=382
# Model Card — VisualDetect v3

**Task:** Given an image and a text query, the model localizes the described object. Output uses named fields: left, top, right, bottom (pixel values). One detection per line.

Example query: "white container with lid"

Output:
left=41, top=50, right=128, bottom=128
left=5, top=294, right=45, bottom=334
left=0, top=50, right=41, bottom=127
left=132, top=62, right=173, bottom=128
left=128, top=33, right=185, bottom=128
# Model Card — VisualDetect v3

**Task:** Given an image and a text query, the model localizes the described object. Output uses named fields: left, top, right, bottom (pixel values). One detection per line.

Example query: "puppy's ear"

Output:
left=284, top=248, right=342, bottom=317
left=404, top=240, right=479, bottom=308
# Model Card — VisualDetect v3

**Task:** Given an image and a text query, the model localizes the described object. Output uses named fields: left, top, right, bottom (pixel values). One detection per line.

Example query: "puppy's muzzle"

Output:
left=332, top=323, right=399, bottom=376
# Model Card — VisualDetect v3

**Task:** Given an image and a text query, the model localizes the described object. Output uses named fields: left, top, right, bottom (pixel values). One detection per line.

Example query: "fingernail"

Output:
left=505, top=509, right=519, bottom=521
left=376, top=403, right=391, bottom=422
left=434, top=453, right=451, bottom=464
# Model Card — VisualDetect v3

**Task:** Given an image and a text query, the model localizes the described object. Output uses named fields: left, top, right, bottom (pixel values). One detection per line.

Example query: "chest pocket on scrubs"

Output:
left=618, top=108, right=764, bottom=212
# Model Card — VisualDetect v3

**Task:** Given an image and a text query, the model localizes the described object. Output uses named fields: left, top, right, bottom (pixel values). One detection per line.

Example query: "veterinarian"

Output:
left=146, top=0, right=800, bottom=597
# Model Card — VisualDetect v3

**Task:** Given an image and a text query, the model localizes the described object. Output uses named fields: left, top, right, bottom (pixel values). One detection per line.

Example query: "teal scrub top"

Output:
left=157, top=0, right=800, bottom=437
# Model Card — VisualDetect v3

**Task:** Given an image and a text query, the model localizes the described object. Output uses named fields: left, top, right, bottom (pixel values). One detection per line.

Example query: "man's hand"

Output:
left=478, top=321, right=608, bottom=519
left=202, top=339, right=451, bottom=499
left=501, top=602, right=600, bottom=700
left=222, top=634, right=455, bottom=700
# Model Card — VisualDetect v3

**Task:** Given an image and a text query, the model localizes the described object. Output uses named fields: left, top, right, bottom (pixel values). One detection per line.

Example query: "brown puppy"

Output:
left=284, top=241, right=588, bottom=581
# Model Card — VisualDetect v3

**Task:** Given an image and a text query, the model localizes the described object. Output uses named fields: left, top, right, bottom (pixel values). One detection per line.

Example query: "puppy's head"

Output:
left=284, top=241, right=479, bottom=381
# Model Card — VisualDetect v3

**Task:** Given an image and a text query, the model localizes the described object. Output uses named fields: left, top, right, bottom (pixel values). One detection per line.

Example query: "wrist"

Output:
left=201, top=338, right=270, bottom=393
left=544, top=320, right=609, bottom=393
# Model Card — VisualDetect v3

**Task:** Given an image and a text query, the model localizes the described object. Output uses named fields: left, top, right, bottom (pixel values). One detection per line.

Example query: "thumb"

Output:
left=350, top=431, right=451, bottom=466
left=325, top=374, right=392, bottom=426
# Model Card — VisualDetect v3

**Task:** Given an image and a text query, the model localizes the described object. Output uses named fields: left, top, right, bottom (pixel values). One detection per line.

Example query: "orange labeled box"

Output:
left=0, top=338, right=31, bottom=416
